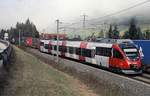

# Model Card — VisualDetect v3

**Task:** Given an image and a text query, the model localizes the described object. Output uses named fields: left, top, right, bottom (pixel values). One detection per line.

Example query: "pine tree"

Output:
left=128, top=17, right=138, bottom=39
left=108, top=24, right=112, bottom=38
left=14, top=19, right=39, bottom=38
left=0, top=29, right=6, bottom=39
left=123, top=31, right=129, bottom=39
left=112, top=25, right=119, bottom=39
left=145, top=29, right=150, bottom=39
left=137, top=27, right=143, bottom=39
left=98, top=29, right=104, bottom=38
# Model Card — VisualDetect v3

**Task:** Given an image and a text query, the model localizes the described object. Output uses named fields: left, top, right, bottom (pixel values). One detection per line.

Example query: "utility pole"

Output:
left=56, top=19, right=60, bottom=63
left=19, top=29, right=21, bottom=46
left=103, top=22, right=107, bottom=38
left=81, top=14, right=88, bottom=30
left=81, top=14, right=88, bottom=39
left=103, top=22, right=106, bottom=38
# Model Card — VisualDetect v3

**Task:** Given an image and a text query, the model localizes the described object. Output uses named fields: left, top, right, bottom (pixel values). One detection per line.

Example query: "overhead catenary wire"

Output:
left=64, top=0, right=150, bottom=28
left=45, top=0, right=150, bottom=37
left=90, top=0, right=150, bottom=22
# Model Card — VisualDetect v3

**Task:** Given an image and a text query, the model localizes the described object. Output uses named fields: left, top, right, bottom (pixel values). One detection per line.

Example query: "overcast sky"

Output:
left=0, top=0, right=150, bottom=32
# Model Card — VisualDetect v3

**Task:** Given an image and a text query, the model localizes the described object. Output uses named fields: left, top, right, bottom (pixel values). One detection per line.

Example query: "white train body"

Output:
left=39, top=39, right=142, bottom=74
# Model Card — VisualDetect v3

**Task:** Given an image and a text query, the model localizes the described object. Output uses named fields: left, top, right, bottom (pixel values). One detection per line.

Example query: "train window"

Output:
left=77, top=49, right=94, bottom=58
left=96, top=47, right=99, bottom=55
left=69, top=47, right=74, bottom=54
left=96, top=47, right=100, bottom=55
left=54, top=45, right=57, bottom=51
left=53, top=45, right=61, bottom=51
left=86, top=49, right=91, bottom=57
left=96, top=47, right=111, bottom=57
left=76, top=48, right=81, bottom=55
left=44, top=44, right=49, bottom=49
left=113, top=49, right=123, bottom=59
left=96, top=47, right=104, bottom=56
left=88, top=49, right=92, bottom=57
left=79, top=48, right=85, bottom=56
left=104, top=48, right=112, bottom=57
left=82, top=49, right=90, bottom=57
left=82, top=49, right=86, bottom=56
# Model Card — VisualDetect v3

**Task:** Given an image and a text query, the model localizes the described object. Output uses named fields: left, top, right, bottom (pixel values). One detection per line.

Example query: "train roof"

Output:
left=65, top=38, right=133, bottom=44
left=95, top=38, right=133, bottom=44
left=40, top=38, right=134, bottom=45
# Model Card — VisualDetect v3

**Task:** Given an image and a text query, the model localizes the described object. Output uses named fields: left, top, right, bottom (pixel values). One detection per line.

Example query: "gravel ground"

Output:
left=2, top=46, right=98, bottom=96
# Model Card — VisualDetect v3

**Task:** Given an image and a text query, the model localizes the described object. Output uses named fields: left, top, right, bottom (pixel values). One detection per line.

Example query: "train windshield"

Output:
left=119, top=43, right=139, bottom=61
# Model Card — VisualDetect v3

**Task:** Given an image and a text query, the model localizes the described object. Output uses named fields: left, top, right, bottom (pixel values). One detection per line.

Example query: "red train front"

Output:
left=109, top=42, right=142, bottom=74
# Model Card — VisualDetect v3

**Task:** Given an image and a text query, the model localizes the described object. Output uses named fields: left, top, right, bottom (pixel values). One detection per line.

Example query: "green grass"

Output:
left=3, top=47, right=79, bottom=96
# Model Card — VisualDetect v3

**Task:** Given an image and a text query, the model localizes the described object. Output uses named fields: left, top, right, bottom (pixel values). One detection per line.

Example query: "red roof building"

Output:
left=40, top=33, right=67, bottom=40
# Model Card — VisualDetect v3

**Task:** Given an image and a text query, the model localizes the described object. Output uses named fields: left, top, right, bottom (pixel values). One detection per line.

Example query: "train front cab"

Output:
left=109, top=44, right=142, bottom=74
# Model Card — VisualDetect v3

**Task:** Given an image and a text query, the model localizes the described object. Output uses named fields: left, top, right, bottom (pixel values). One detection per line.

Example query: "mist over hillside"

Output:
left=52, top=14, right=150, bottom=39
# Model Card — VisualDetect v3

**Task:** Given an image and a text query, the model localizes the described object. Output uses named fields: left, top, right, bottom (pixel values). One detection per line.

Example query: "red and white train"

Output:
left=38, top=38, right=142, bottom=74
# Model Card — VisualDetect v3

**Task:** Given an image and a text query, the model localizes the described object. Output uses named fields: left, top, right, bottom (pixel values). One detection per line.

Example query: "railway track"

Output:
left=28, top=48, right=150, bottom=86
left=131, top=73, right=150, bottom=85
left=142, top=73, right=150, bottom=79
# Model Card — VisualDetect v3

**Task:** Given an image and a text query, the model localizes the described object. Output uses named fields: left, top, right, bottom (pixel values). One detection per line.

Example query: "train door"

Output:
left=61, top=41, right=67, bottom=57
left=109, top=48, right=124, bottom=68
left=101, top=56, right=109, bottom=67
left=95, top=47, right=111, bottom=67
left=79, top=42, right=88, bottom=61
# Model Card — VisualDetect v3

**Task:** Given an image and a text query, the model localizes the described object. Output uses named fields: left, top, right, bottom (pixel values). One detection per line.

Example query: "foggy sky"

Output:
left=0, top=0, right=150, bottom=32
